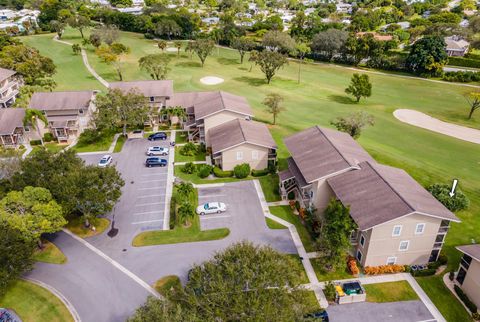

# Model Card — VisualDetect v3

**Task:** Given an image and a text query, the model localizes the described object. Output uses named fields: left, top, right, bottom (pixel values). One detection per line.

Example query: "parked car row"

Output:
left=146, top=132, right=168, bottom=167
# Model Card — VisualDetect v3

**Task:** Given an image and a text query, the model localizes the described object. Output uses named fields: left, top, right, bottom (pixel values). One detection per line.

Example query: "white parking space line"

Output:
left=200, top=214, right=231, bottom=220
left=198, top=194, right=227, bottom=198
left=131, top=219, right=164, bottom=225
left=140, top=173, right=167, bottom=177
left=138, top=187, right=163, bottom=191
left=136, top=194, right=165, bottom=198
left=132, top=211, right=164, bottom=216
left=135, top=202, right=165, bottom=207
left=139, top=179, right=167, bottom=183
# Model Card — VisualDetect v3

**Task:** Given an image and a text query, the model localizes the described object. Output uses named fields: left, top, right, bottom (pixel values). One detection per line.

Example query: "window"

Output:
left=399, top=240, right=409, bottom=251
left=386, top=257, right=397, bottom=265
left=356, top=250, right=363, bottom=262
left=150, top=96, right=155, bottom=102
left=252, top=150, right=259, bottom=160
left=360, top=235, right=365, bottom=247
left=415, top=223, right=425, bottom=235
left=392, top=225, right=402, bottom=237
left=236, top=151, right=243, bottom=160
left=79, top=109, right=84, bottom=115
left=24, top=126, right=30, bottom=132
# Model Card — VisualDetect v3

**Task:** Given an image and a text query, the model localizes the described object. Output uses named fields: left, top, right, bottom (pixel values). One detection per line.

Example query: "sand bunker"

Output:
left=200, top=76, right=224, bottom=85
left=166, top=47, right=178, bottom=52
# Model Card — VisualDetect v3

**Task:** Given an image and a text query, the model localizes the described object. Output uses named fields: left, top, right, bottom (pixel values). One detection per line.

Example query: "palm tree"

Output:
left=177, top=202, right=194, bottom=226
left=173, top=40, right=182, bottom=57
left=177, top=182, right=194, bottom=196
left=23, top=108, right=48, bottom=146
left=157, top=40, right=167, bottom=52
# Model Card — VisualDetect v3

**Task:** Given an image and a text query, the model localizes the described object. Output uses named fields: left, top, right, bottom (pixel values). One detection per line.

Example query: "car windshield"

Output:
left=100, top=159, right=107, bottom=163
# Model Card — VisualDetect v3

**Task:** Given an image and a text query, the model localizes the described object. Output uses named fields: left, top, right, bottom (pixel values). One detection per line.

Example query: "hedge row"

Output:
left=411, top=268, right=436, bottom=277
left=454, top=284, right=478, bottom=313
left=447, top=56, right=480, bottom=69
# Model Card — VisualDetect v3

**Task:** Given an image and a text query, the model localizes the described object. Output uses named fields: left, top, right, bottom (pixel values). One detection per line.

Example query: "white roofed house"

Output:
left=28, top=91, right=97, bottom=143
left=0, top=68, right=22, bottom=108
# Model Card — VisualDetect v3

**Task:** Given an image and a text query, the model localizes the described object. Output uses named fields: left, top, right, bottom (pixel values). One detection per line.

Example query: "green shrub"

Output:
left=251, top=168, right=270, bottom=177
left=472, top=312, right=480, bottom=320
left=234, top=163, right=251, bottom=179
left=323, top=281, right=336, bottom=301
left=454, top=284, right=478, bottom=313
left=427, top=183, right=470, bottom=212
left=213, top=166, right=233, bottom=178
left=18, top=145, right=25, bottom=150
left=438, top=253, right=448, bottom=265
left=411, top=268, right=436, bottom=277
left=443, top=71, right=480, bottom=83
left=30, top=139, right=42, bottom=146
left=180, top=142, right=198, bottom=156
left=198, top=143, right=206, bottom=153
left=78, top=129, right=103, bottom=145
left=182, top=162, right=196, bottom=174
left=268, top=162, right=277, bottom=174
left=448, top=56, right=480, bottom=69
left=43, top=132, right=54, bottom=142
left=197, top=164, right=213, bottom=178
left=449, top=271, right=455, bottom=281
left=427, top=261, right=442, bottom=269
left=287, top=191, right=295, bottom=200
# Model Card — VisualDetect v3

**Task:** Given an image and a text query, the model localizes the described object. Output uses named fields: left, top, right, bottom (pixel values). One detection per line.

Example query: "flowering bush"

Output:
left=347, top=257, right=359, bottom=275
left=364, top=264, right=405, bottom=275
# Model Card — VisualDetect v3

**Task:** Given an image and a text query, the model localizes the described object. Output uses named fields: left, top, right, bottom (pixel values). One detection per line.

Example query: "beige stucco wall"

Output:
left=462, top=260, right=480, bottom=308
left=203, top=111, right=250, bottom=146
left=310, top=179, right=335, bottom=213
left=219, top=143, right=270, bottom=171
left=361, top=213, right=442, bottom=266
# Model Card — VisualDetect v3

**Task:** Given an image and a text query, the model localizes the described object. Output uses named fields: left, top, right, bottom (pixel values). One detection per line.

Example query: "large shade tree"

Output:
left=192, top=39, right=215, bottom=67
left=0, top=220, right=35, bottom=295
left=139, top=53, right=171, bottom=80
left=250, top=50, right=288, bottom=84
left=94, top=88, right=150, bottom=136
left=311, top=29, right=349, bottom=61
left=406, top=36, right=448, bottom=76
left=129, top=242, right=312, bottom=321
left=0, top=186, right=66, bottom=244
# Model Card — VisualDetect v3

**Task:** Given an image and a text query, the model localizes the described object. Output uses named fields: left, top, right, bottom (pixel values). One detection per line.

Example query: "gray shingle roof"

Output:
left=0, top=108, right=25, bottom=135
left=193, top=91, right=253, bottom=120
left=0, top=67, right=15, bottom=82
left=327, top=161, right=460, bottom=230
left=109, top=80, right=173, bottom=98
left=29, top=91, right=94, bottom=111
left=284, top=126, right=375, bottom=183
left=209, top=119, right=276, bottom=153
left=456, top=244, right=480, bottom=262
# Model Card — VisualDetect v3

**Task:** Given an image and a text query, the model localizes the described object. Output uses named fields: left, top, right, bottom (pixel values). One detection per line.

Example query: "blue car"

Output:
left=145, top=157, right=168, bottom=167
left=148, top=132, right=167, bottom=141
left=305, top=311, right=329, bottom=321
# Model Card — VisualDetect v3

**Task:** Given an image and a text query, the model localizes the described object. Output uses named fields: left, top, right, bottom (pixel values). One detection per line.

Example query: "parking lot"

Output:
left=326, top=300, right=435, bottom=322
left=197, top=181, right=296, bottom=253
left=80, top=136, right=171, bottom=249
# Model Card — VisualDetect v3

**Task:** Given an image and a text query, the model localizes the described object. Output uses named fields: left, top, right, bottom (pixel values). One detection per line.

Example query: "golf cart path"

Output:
left=394, top=109, right=480, bottom=144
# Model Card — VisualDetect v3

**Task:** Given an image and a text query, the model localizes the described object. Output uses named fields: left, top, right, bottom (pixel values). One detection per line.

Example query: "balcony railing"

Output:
left=438, top=226, right=449, bottom=233
left=433, top=242, right=443, bottom=249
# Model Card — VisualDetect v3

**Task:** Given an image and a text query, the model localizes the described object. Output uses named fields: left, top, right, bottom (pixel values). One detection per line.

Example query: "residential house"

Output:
left=209, top=118, right=277, bottom=171
left=29, top=91, right=96, bottom=143
left=445, top=36, right=470, bottom=57
left=0, top=107, right=29, bottom=147
left=279, top=126, right=460, bottom=266
left=279, top=126, right=374, bottom=211
left=109, top=80, right=174, bottom=124
left=0, top=68, right=22, bottom=108
left=169, top=91, right=253, bottom=146
left=455, top=244, right=480, bottom=309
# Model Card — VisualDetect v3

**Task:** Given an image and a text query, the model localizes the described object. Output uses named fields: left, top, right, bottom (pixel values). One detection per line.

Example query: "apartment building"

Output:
left=0, top=68, right=22, bottom=108
left=455, top=244, right=480, bottom=308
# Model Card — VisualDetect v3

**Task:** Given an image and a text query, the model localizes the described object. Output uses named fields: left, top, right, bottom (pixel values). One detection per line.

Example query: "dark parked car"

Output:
left=145, top=157, right=168, bottom=167
left=148, top=132, right=167, bottom=141
left=305, top=311, right=329, bottom=321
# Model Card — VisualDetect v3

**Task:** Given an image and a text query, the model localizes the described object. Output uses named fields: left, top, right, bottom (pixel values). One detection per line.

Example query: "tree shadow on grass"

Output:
left=217, top=57, right=239, bottom=65
left=233, top=76, right=266, bottom=87
left=328, top=94, right=356, bottom=105
left=175, top=61, right=202, bottom=68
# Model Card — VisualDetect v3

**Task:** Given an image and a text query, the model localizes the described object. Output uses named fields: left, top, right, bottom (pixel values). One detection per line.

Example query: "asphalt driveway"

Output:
left=80, top=137, right=171, bottom=251
left=326, top=300, right=435, bottom=322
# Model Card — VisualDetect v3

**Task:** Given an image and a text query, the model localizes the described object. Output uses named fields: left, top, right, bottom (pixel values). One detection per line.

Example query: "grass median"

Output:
left=0, top=280, right=74, bottom=322
left=33, top=240, right=67, bottom=264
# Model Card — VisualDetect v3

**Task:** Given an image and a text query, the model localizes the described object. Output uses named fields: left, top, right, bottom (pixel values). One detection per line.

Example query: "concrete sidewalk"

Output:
left=253, top=180, right=329, bottom=308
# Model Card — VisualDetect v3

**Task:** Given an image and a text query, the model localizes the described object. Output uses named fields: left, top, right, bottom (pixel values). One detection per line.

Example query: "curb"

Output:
left=22, top=277, right=82, bottom=322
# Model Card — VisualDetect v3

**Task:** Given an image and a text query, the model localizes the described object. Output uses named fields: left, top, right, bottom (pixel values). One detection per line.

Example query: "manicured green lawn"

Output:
left=31, top=143, right=66, bottom=154
left=73, top=132, right=115, bottom=153
left=269, top=206, right=316, bottom=252
left=174, top=147, right=206, bottom=162
left=363, top=281, right=419, bottom=303
left=299, top=290, right=322, bottom=313
left=0, top=280, right=73, bottom=322
left=33, top=240, right=67, bottom=264
left=266, top=216, right=287, bottom=229
left=258, top=174, right=280, bottom=202
left=153, top=275, right=182, bottom=296
left=175, top=132, right=188, bottom=144
left=113, top=135, right=127, bottom=153
left=21, top=32, right=103, bottom=91
left=310, top=258, right=353, bottom=282
left=65, top=217, right=110, bottom=238
left=416, top=276, right=472, bottom=322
